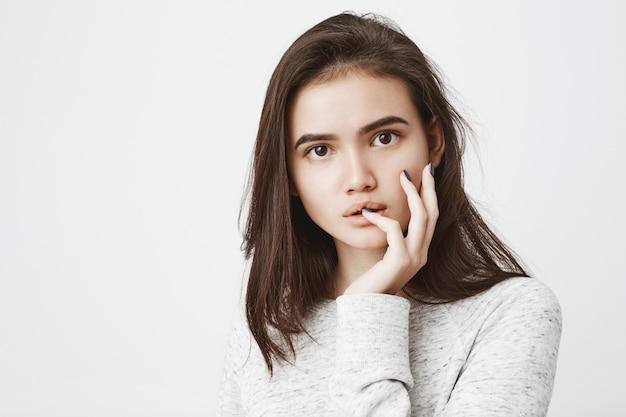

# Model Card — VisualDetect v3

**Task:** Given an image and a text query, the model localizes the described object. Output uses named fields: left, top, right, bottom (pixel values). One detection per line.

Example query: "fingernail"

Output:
left=429, top=163, right=435, bottom=176
left=362, top=207, right=374, bottom=213
left=403, top=169, right=412, bottom=182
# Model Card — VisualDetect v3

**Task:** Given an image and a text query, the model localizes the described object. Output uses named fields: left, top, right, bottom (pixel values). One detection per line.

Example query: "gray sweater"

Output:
left=217, top=277, right=562, bottom=416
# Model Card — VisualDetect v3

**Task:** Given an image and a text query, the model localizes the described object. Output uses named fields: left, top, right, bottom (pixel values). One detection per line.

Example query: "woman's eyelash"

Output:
left=305, top=144, right=331, bottom=158
left=372, top=131, right=400, bottom=146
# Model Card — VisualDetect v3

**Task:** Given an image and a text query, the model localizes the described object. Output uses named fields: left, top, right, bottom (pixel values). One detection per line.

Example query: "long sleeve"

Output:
left=331, top=293, right=413, bottom=417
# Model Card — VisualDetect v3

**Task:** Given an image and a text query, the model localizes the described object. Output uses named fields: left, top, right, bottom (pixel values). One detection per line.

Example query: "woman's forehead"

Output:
left=288, top=73, right=417, bottom=138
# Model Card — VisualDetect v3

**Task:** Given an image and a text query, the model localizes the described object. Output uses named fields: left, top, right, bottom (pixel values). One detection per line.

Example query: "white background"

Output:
left=1, top=0, right=624, bottom=416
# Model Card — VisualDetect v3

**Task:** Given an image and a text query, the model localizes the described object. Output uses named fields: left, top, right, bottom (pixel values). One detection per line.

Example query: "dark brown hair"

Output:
left=241, top=12, right=527, bottom=373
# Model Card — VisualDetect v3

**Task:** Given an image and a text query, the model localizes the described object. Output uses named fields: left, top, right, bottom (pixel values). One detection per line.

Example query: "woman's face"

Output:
left=287, top=72, right=443, bottom=252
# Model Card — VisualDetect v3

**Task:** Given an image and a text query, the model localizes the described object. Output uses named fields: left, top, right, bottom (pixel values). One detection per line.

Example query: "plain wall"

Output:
left=1, top=0, right=624, bottom=415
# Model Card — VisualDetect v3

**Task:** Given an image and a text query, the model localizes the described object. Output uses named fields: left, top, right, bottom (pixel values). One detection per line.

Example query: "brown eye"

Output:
left=307, top=145, right=330, bottom=159
left=373, top=131, right=399, bottom=146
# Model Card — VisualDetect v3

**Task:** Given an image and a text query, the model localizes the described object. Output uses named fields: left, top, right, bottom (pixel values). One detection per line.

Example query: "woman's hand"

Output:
left=343, top=163, right=438, bottom=296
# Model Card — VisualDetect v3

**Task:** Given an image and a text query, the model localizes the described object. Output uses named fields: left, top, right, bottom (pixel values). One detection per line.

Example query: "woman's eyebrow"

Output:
left=358, top=116, right=408, bottom=135
left=294, top=133, right=336, bottom=150
left=294, top=116, right=409, bottom=149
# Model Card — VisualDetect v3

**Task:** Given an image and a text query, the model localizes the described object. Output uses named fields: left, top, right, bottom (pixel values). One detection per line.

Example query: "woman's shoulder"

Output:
left=415, top=276, right=561, bottom=314
left=444, top=276, right=562, bottom=335
left=478, top=276, right=561, bottom=312
left=221, top=301, right=255, bottom=368
left=411, top=277, right=561, bottom=338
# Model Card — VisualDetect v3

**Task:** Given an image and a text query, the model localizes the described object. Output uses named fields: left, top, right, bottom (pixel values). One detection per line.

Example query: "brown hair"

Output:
left=241, top=12, right=527, bottom=373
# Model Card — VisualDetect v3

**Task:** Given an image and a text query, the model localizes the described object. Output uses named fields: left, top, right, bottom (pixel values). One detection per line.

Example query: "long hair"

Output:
left=241, top=12, right=527, bottom=373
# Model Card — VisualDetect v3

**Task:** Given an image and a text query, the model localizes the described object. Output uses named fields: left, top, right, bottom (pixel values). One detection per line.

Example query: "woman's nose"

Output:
left=344, top=151, right=376, bottom=193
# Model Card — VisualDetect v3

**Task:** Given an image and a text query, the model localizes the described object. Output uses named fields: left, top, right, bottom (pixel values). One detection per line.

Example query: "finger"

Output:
left=400, top=169, right=428, bottom=250
left=419, top=163, right=439, bottom=248
left=361, top=209, right=405, bottom=249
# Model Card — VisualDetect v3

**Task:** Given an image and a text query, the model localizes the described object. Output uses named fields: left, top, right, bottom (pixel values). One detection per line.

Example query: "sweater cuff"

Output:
left=335, top=293, right=413, bottom=387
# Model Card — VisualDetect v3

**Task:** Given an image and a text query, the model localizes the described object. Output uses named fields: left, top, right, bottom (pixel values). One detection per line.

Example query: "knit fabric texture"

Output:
left=217, top=277, right=562, bottom=417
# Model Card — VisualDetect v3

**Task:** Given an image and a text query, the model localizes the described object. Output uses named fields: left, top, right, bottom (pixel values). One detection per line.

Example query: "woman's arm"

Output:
left=330, top=293, right=413, bottom=417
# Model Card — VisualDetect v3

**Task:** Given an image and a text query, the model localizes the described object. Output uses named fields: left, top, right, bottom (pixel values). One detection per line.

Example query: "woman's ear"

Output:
left=427, top=115, right=445, bottom=167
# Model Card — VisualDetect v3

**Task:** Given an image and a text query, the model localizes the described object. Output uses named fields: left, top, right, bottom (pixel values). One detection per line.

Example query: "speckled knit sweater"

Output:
left=217, top=277, right=562, bottom=417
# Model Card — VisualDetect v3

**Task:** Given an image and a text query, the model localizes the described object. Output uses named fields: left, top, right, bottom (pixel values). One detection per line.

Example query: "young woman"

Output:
left=217, top=12, right=562, bottom=417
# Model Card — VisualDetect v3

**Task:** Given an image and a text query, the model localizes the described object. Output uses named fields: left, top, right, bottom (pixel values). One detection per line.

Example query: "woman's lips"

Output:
left=343, top=202, right=387, bottom=225
left=345, top=209, right=387, bottom=226
left=343, top=201, right=387, bottom=217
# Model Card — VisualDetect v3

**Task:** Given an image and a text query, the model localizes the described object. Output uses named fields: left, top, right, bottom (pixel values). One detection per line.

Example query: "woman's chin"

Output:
left=334, top=233, right=388, bottom=252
